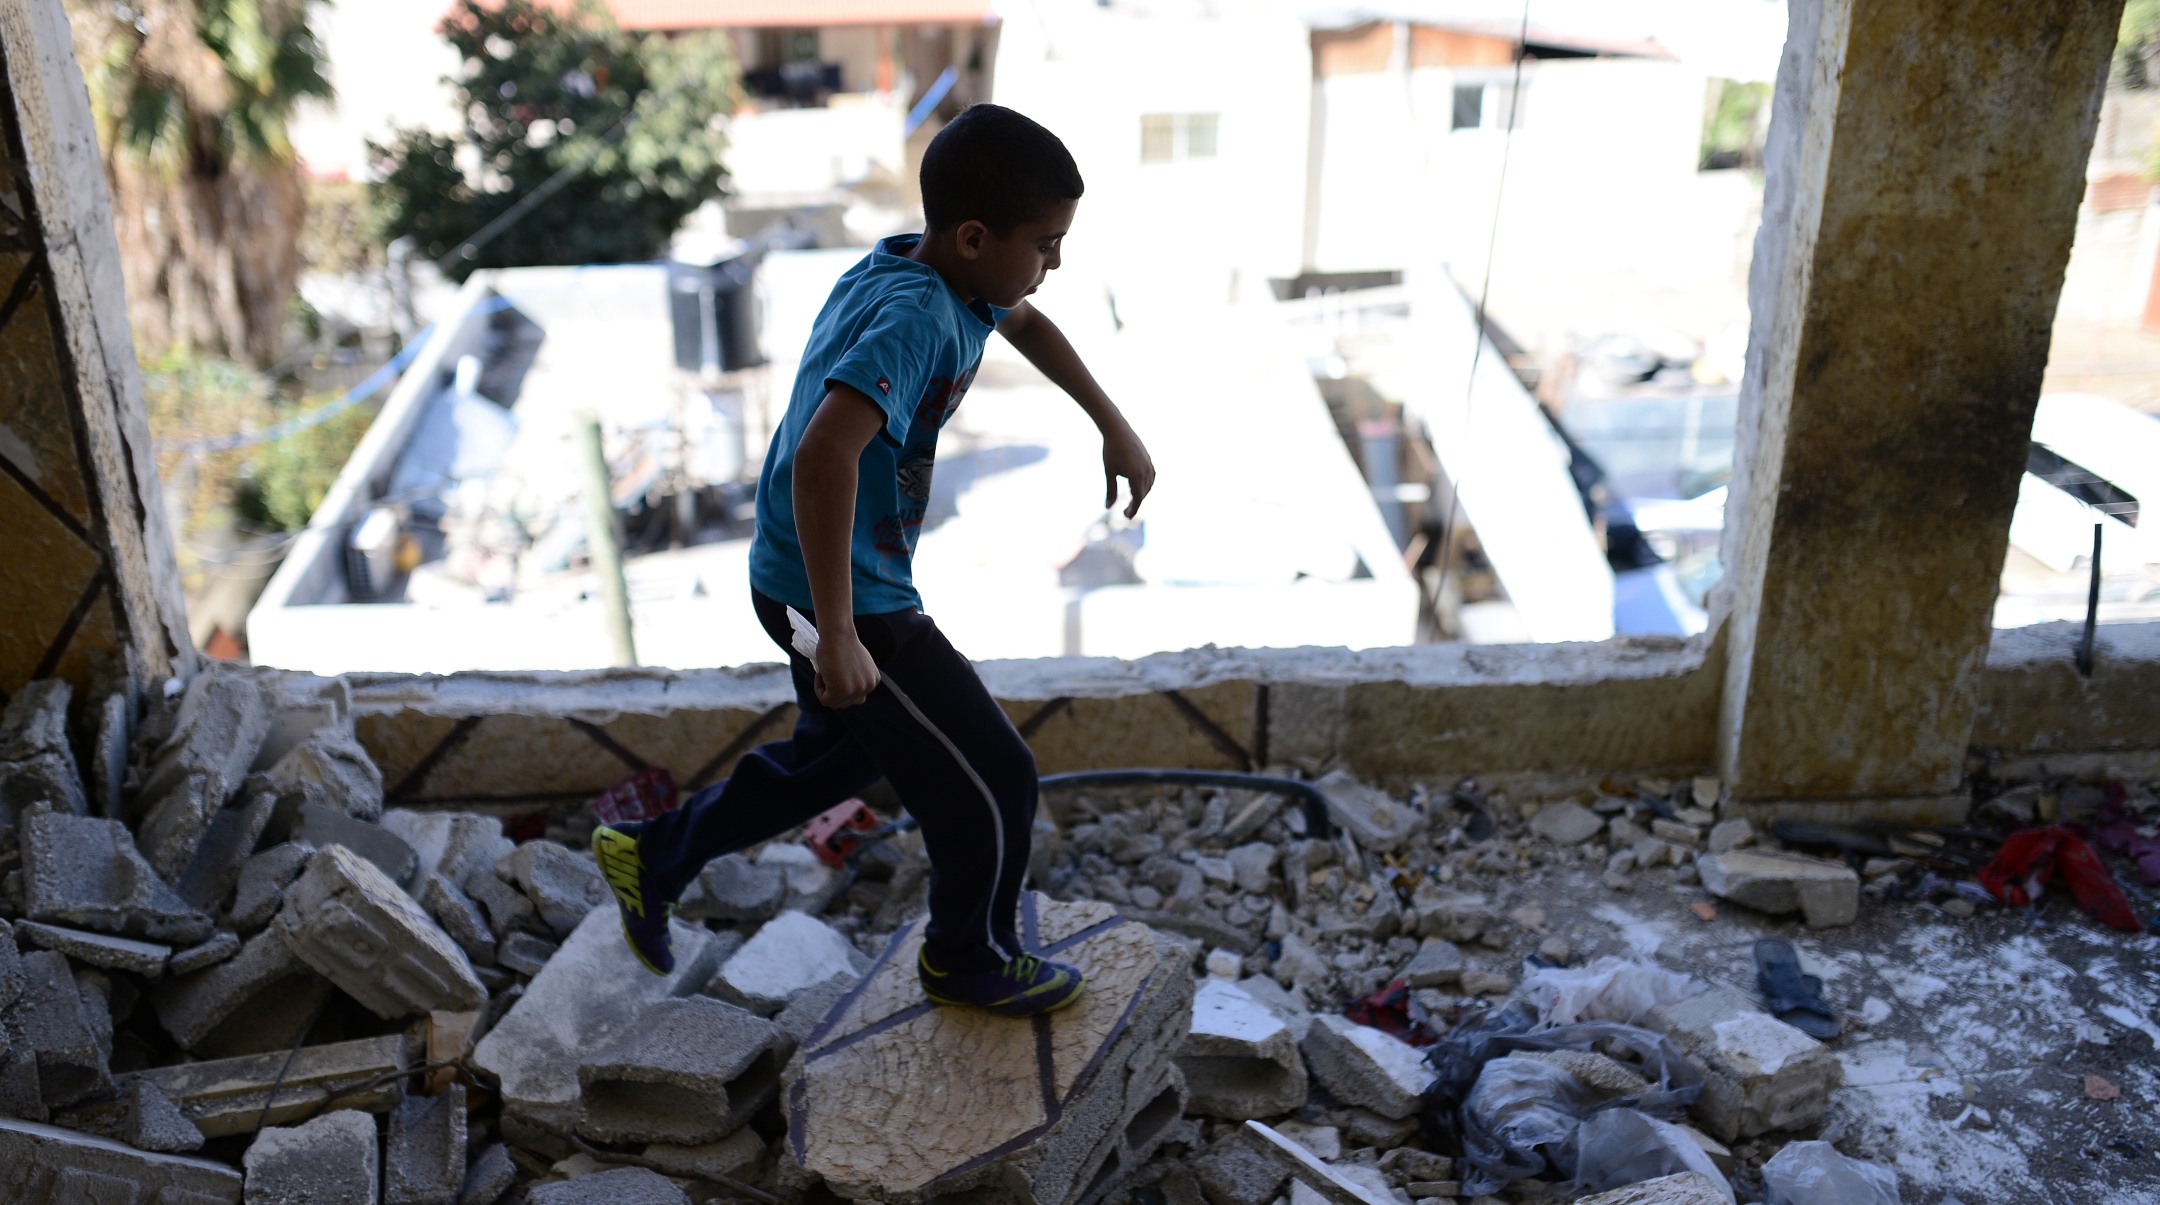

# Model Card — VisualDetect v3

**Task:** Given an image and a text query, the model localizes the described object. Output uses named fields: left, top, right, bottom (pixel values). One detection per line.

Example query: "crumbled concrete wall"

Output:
left=1973, top=620, right=2160, bottom=780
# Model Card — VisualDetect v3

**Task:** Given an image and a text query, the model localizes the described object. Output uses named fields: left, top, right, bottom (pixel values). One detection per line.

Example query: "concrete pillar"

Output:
left=1717, top=0, right=2122, bottom=818
left=0, top=0, right=193, bottom=707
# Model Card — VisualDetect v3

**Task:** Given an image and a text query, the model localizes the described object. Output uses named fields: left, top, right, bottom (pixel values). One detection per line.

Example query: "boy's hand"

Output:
left=813, top=625, right=880, bottom=709
left=1103, top=423, right=1155, bottom=518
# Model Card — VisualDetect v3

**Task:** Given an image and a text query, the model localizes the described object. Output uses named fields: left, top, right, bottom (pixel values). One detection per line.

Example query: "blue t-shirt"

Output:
left=749, top=234, right=1008, bottom=614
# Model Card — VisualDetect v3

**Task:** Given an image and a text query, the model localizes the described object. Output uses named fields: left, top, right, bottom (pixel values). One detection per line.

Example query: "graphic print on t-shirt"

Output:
left=871, top=369, right=975, bottom=562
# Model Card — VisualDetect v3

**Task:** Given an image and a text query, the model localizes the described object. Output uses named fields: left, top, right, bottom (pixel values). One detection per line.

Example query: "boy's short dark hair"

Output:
left=920, top=104, right=1084, bottom=235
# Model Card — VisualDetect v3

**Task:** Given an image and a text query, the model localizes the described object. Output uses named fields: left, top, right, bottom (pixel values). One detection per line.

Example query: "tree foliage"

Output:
left=369, top=0, right=736, bottom=280
left=2121, top=0, right=2160, bottom=90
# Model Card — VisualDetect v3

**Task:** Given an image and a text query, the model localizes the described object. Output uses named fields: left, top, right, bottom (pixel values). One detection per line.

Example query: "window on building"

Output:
left=1451, top=77, right=1527, bottom=131
left=1140, top=113, right=1221, bottom=163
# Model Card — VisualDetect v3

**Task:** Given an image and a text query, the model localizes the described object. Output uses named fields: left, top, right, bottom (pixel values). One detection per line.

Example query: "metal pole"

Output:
left=577, top=413, right=637, bottom=667
left=2077, top=521, right=2101, bottom=678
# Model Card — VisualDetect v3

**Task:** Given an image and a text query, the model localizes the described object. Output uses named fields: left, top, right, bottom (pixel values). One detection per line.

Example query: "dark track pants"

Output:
left=624, top=590, right=1038, bottom=972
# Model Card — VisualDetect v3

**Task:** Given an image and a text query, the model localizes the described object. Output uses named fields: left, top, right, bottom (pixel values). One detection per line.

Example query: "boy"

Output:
left=592, top=105, right=1154, bottom=1018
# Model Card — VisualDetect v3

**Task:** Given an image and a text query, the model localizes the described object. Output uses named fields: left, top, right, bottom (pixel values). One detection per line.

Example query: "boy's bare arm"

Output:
left=793, top=385, right=887, bottom=708
left=997, top=302, right=1155, bottom=518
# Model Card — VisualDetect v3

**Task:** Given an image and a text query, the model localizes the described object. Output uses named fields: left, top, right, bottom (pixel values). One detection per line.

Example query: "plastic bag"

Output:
left=1522, top=956, right=1702, bottom=1025
left=1572, top=1108, right=1735, bottom=1203
left=1459, top=1056, right=1596, bottom=1190
left=1761, top=1140, right=1901, bottom=1205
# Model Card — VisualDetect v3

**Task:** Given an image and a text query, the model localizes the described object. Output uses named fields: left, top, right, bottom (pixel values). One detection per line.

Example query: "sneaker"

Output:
left=918, top=946, right=1087, bottom=1018
left=592, top=824, right=674, bottom=975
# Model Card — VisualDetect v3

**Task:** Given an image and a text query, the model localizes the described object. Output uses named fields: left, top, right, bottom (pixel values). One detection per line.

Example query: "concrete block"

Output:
left=228, top=843, right=312, bottom=934
left=674, top=853, right=785, bottom=923
left=786, top=895, right=1196, bottom=1205
left=1242, top=1121, right=1393, bottom=1205
left=756, top=842, right=847, bottom=914
left=1408, top=888, right=1498, bottom=944
left=386, top=1084, right=467, bottom=1205
left=1193, top=1138, right=1290, bottom=1205
left=498, top=841, right=609, bottom=938
left=458, top=1142, right=516, bottom=1205
left=527, top=1166, right=689, bottom=1205
left=1574, top=1171, right=1730, bottom=1204
left=171, top=930, right=243, bottom=977
left=16, top=919, right=171, bottom=978
left=13, top=949, right=111, bottom=1110
left=138, top=667, right=272, bottom=820
left=1705, top=818, right=1754, bottom=854
left=461, top=861, right=541, bottom=940
left=1401, top=937, right=1463, bottom=988
left=707, top=910, right=859, bottom=1015
left=263, top=727, right=384, bottom=823
left=138, top=1034, right=410, bottom=1137
left=1, top=681, right=88, bottom=824
left=295, top=802, right=418, bottom=885
left=1651, top=819, right=1704, bottom=849
left=112, top=1075, right=207, bottom=1152
left=0, top=1115, right=241, bottom=1203
left=767, top=967, right=853, bottom=1047
left=1299, top=1014, right=1436, bottom=1120
left=1696, top=850, right=1860, bottom=928
left=640, top=1125, right=766, bottom=1184
left=175, top=790, right=278, bottom=912
left=136, top=774, right=224, bottom=882
left=275, top=843, right=487, bottom=1019
left=243, top=1108, right=379, bottom=1205
left=575, top=995, right=789, bottom=1144
left=1227, top=843, right=1278, bottom=894
left=383, top=811, right=514, bottom=890
left=418, top=874, right=498, bottom=966
left=151, top=928, right=323, bottom=1050
left=1179, top=979, right=1307, bottom=1119
left=20, top=802, right=214, bottom=943
left=2, top=753, right=89, bottom=827
left=1315, top=770, right=1421, bottom=852
left=497, top=930, right=558, bottom=977
left=1528, top=800, right=1604, bottom=846
left=1643, top=988, right=1841, bottom=1143
left=471, top=904, right=723, bottom=1136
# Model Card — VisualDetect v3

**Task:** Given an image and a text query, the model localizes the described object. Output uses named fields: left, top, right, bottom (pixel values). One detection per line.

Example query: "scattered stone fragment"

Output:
left=1461, top=968, right=1514, bottom=996
left=675, top=852, right=786, bottom=922
left=472, top=906, right=723, bottom=1136
left=0, top=681, right=89, bottom=823
left=73, top=967, right=116, bottom=1064
left=757, top=841, right=848, bottom=914
left=262, top=727, right=384, bottom=823
left=1644, top=987, right=1841, bottom=1142
left=1227, top=842, right=1278, bottom=895
left=496, top=929, right=557, bottom=977
left=0, top=1115, right=241, bottom=1202
left=1196, top=854, right=1237, bottom=887
left=1194, top=1136, right=1290, bottom=1205
left=707, top=910, right=861, bottom=1014
left=1179, top=978, right=1308, bottom=1119
left=20, top=802, right=214, bottom=943
left=2085, top=1074, right=2121, bottom=1101
left=384, top=811, right=516, bottom=887
left=138, top=666, right=271, bottom=821
left=175, top=791, right=279, bottom=911
left=168, top=930, right=240, bottom=977
left=526, top=1166, right=689, bottom=1205
left=1300, top=1015, right=1437, bottom=1119
left=1377, top=1148, right=1452, bottom=1185
left=1205, top=946, right=1243, bottom=978
left=1401, top=938, right=1464, bottom=987
left=150, top=927, right=323, bottom=1050
left=227, top=843, right=312, bottom=934
left=14, top=949, right=113, bottom=1110
left=16, top=920, right=172, bottom=979
left=1650, top=819, right=1704, bottom=849
left=135, top=775, right=222, bottom=882
left=275, top=843, right=486, bottom=1019
left=1697, top=849, right=1860, bottom=928
left=1223, top=794, right=1283, bottom=844
left=462, top=861, right=542, bottom=939
left=1940, top=897, right=1976, bottom=919
left=294, top=802, right=418, bottom=885
left=137, top=1034, right=411, bottom=1137
left=1315, top=771, right=1422, bottom=852
left=112, top=1076, right=207, bottom=1153
left=1537, top=935, right=1573, bottom=964
left=772, top=971, right=859, bottom=1045
left=1705, top=818, right=1754, bottom=854
left=577, top=996, right=788, bottom=1144
left=1242, top=1121, right=1392, bottom=1205
left=1273, top=1120, right=1340, bottom=1160
left=243, top=1108, right=379, bottom=1205
left=1409, top=888, right=1498, bottom=943
left=418, top=873, right=498, bottom=966
left=1689, top=899, right=1718, bottom=922
left=498, top=841, right=609, bottom=937
left=1529, top=800, right=1604, bottom=846
left=1574, top=1171, right=1729, bottom=1205
left=386, top=1085, right=467, bottom=1205
left=1518, top=1049, right=1653, bottom=1098
left=639, top=1126, right=766, bottom=1185
left=459, top=1142, right=517, bottom=1205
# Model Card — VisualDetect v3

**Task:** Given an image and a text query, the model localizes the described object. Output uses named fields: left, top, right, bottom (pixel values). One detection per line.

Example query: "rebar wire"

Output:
left=1430, top=0, right=1536, bottom=632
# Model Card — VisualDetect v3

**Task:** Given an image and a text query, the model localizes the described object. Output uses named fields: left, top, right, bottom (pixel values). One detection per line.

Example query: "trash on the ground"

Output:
left=588, top=767, right=682, bottom=826
left=2092, top=789, right=2160, bottom=885
left=1343, top=977, right=1435, bottom=1045
left=1571, top=1107, right=1736, bottom=1203
left=1521, top=956, right=1700, bottom=1026
left=2085, top=1074, right=2123, bottom=1101
left=1752, top=939, right=1841, bottom=1039
left=1759, top=1139, right=1901, bottom=1204
left=1979, top=824, right=2144, bottom=931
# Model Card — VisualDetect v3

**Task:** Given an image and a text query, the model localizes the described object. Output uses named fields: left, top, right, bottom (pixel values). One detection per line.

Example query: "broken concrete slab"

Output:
left=1193, top=1135, right=1291, bottom=1205
left=1241, top=1121, right=1392, bottom=1205
left=674, top=853, right=785, bottom=923
left=294, top=801, right=418, bottom=886
left=137, top=1033, right=410, bottom=1137
left=0, top=1116, right=241, bottom=1202
left=138, top=666, right=272, bottom=822
left=89, top=691, right=128, bottom=820
left=150, top=928, right=324, bottom=1050
left=275, top=843, right=487, bottom=1019
left=497, top=930, right=558, bottom=977
left=2, top=751, right=89, bottom=828
left=576, top=995, right=789, bottom=1144
left=526, top=1166, right=689, bottom=1205
left=1401, top=937, right=1463, bottom=988
left=383, top=811, right=515, bottom=890
left=135, top=774, right=222, bottom=882
left=459, top=1141, right=516, bottom=1205
left=170, top=930, right=242, bottom=977
left=1314, top=771, right=1421, bottom=853
left=262, top=726, right=383, bottom=824
left=707, top=909, right=861, bottom=1015
left=1643, top=987, right=1840, bottom=1143
left=243, top=1108, right=379, bottom=1204
left=757, top=842, right=848, bottom=915
left=1179, top=978, right=1306, bottom=1120
left=72, top=967, right=115, bottom=1065
left=386, top=1085, right=467, bottom=1205
left=498, top=841, right=609, bottom=938
left=772, top=971, right=859, bottom=1046
left=418, top=873, right=498, bottom=967
left=640, top=1125, right=767, bottom=1184
left=471, top=904, right=723, bottom=1136
left=1528, top=800, right=1605, bottom=846
left=1574, top=1171, right=1730, bottom=1205
left=0, top=681, right=87, bottom=822
left=1407, top=888, right=1499, bottom=944
left=0, top=920, right=21, bottom=1013
left=1227, top=843, right=1277, bottom=895
left=14, top=949, right=112, bottom=1110
left=1299, top=1014, right=1436, bottom=1120
left=227, top=843, right=311, bottom=934
left=19, top=802, right=214, bottom=944
left=462, top=860, right=542, bottom=940
left=15, top=919, right=171, bottom=979
left=175, top=790, right=278, bottom=912
left=110, top=1075, right=208, bottom=1152
left=1696, top=849, right=1860, bottom=928
left=1705, top=818, right=1754, bottom=854
left=787, top=894, right=1194, bottom=1205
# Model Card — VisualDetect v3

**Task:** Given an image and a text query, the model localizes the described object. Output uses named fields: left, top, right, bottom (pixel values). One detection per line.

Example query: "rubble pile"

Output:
left=2, top=667, right=1974, bottom=1203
